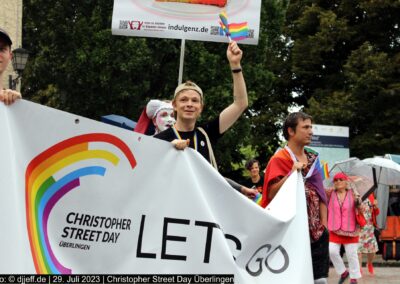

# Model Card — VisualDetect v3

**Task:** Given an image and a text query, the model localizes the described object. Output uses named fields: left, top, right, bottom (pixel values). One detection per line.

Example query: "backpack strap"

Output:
left=196, top=127, right=218, bottom=170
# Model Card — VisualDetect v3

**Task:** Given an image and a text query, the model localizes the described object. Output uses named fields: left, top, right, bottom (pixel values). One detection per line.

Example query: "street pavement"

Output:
left=328, top=267, right=400, bottom=284
left=327, top=255, right=400, bottom=284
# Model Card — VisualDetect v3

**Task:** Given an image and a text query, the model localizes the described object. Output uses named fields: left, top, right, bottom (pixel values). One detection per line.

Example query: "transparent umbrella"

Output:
left=324, top=157, right=377, bottom=201
left=363, top=157, right=400, bottom=185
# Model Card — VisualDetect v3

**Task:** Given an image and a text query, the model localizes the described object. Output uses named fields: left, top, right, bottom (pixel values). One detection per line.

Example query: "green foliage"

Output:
left=286, top=0, right=400, bottom=158
left=22, top=0, right=291, bottom=178
left=21, top=0, right=400, bottom=179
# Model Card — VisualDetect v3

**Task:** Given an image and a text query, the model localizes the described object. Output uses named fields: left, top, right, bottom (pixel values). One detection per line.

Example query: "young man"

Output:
left=154, top=41, right=257, bottom=198
left=0, top=28, right=22, bottom=105
left=261, top=112, right=329, bottom=284
left=244, top=159, right=264, bottom=194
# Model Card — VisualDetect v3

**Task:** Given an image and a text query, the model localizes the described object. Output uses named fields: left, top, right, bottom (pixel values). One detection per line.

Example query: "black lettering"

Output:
left=75, top=228, right=84, bottom=239
left=161, top=217, right=190, bottom=261
left=82, top=228, right=90, bottom=241
left=265, top=245, right=289, bottom=273
left=136, top=215, right=156, bottom=259
left=61, top=227, right=69, bottom=238
left=225, top=233, right=242, bottom=260
left=82, top=214, right=91, bottom=226
left=75, top=213, right=83, bottom=224
left=246, top=244, right=272, bottom=276
left=69, top=227, right=77, bottom=237
left=92, top=216, right=99, bottom=227
left=66, top=212, right=75, bottom=224
left=245, top=244, right=290, bottom=277
left=194, top=221, right=220, bottom=263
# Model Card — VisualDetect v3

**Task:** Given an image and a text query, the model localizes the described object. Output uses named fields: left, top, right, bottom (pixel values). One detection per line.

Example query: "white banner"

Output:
left=111, top=0, right=261, bottom=45
left=0, top=101, right=312, bottom=283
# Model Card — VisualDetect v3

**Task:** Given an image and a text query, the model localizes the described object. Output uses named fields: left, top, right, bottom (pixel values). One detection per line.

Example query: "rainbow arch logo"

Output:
left=25, top=133, right=137, bottom=274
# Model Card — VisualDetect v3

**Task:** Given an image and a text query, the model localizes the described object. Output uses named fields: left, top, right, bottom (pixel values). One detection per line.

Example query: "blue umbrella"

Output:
left=101, top=114, right=136, bottom=131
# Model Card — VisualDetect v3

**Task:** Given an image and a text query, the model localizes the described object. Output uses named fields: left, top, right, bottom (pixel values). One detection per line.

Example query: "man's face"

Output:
left=153, top=108, right=175, bottom=133
left=290, top=118, right=313, bottom=146
left=0, top=40, right=12, bottom=74
left=248, top=163, right=260, bottom=178
left=173, top=90, right=203, bottom=122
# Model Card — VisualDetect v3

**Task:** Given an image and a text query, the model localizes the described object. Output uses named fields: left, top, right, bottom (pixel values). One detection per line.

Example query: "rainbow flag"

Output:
left=218, top=11, right=249, bottom=41
left=228, top=22, right=249, bottom=41
left=319, top=160, right=330, bottom=180
left=219, top=11, right=229, bottom=28
left=253, top=192, right=262, bottom=206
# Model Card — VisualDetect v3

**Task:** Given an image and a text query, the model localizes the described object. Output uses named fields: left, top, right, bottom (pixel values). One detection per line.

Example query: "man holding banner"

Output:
left=154, top=40, right=257, bottom=198
left=262, top=112, right=330, bottom=284
left=155, top=41, right=246, bottom=154
left=153, top=41, right=243, bottom=151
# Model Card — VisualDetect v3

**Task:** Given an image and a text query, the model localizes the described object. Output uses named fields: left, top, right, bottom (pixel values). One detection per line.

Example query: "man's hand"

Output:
left=292, top=161, right=306, bottom=172
left=171, top=139, right=190, bottom=150
left=241, top=186, right=258, bottom=199
left=227, top=41, right=242, bottom=68
left=0, top=89, right=22, bottom=105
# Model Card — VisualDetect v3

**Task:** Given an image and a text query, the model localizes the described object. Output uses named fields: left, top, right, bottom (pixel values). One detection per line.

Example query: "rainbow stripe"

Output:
left=156, top=0, right=227, bottom=7
left=218, top=21, right=229, bottom=37
left=228, top=22, right=249, bottom=41
left=218, top=11, right=249, bottom=41
left=322, top=161, right=330, bottom=180
left=317, top=160, right=330, bottom=180
left=219, top=11, right=229, bottom=30
left=253, top=192, right=262, bottom=205
left=25, top=133, right=136, bottom=274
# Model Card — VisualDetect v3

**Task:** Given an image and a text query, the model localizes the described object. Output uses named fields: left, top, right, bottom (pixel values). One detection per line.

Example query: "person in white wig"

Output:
left=134, top=99, right=175, bottom=135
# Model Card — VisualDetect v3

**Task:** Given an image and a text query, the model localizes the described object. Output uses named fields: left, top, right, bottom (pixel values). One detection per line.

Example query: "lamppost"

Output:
left=9, top=47, right=29, bottom=90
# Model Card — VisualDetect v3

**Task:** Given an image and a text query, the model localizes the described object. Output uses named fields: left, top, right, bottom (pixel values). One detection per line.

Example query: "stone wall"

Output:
left=0, top=0, right=23, bottom=89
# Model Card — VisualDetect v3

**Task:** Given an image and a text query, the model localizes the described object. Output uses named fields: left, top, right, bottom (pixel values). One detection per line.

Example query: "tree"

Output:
left=22, top=0, right=291, bottom=178
left=284, top=0, right=400, bottom=158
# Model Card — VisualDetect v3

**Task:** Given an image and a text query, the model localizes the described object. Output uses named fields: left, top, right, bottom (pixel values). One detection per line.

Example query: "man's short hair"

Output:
left=0, top=28, right=12, bottom=47
left=174, top=81, right=203, bottom=102
left=283, top=111, right=313, bottom=140
left=245, top=159, right=259, bottom=170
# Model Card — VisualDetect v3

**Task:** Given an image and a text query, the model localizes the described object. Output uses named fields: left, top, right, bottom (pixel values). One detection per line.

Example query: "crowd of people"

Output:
left=1, top=26, right=382, bottom=283
left=259, top=112, right=381, bottom=284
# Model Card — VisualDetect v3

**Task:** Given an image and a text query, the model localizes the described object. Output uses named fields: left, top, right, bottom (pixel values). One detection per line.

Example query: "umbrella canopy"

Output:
left=384, top=154, right=400, bottom=164
left=324, top=157, right=377, bottom=201
left=101, top=114, right=137, bottom=131
left=363, top=157, right=400, bottom=186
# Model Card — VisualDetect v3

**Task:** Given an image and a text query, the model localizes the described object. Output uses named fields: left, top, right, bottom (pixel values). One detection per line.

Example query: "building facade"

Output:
left=0, top=0, right=23, bottom=89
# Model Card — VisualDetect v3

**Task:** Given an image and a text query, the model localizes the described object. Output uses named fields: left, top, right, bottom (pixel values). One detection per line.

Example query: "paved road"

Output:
left=328, top=267, right=400, bottom=284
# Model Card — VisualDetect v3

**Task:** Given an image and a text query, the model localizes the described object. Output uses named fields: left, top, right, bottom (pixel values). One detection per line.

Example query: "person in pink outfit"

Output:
left=327, top=172, right=363, bottom=284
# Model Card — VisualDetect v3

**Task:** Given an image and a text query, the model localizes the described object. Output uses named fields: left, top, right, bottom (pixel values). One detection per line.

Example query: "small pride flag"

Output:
left=320, top=161, right=330, bottom=180
left=228, top=22, right=249, bottom=41
left=218, top=11, right=249, bottom=41
left=253, top=192, right=263, bottom=206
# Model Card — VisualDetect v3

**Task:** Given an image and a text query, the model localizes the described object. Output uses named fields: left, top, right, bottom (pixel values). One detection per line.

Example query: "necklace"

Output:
left=336, top=190, right=347, bottom=204
left=172, top=126, right=198, bottom=151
